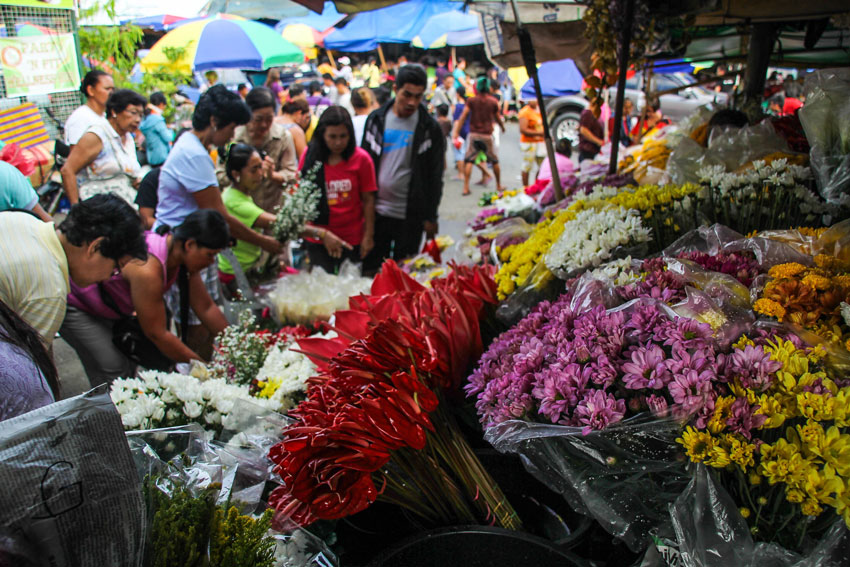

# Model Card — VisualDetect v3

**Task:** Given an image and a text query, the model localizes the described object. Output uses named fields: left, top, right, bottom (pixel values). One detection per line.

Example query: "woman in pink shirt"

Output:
left=61, top=210, right=231, bottom=385
left=299, top=106, right=377, bottom=273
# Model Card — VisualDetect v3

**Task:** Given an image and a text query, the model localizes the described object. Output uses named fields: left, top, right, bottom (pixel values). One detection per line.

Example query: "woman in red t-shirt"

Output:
left=299, top=105, right=377, bottom=273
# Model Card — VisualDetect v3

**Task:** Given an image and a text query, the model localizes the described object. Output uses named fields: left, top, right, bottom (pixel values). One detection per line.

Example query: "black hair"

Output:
left=0, top=297, right=60, bottom=401
left=58, top=193, right=147, bottom=261
left=288, top=84, right=305, bottom=98
left=106, top=89, right=147, bottom=117
left=149, top=91, right=167, bottom=107
left=456, top=85, right=466, bottom=99
left=708, top=108, right=749, bottom=129
left=80, top=69, right=110, bottom=98
left=309, top=80, right=323, bottom=95
left=282, top=98, right=309, bottom=115
left=224, top=142, right=261, bottom=183
left=237, top=83, right=248, bottom=91
left=245, top=86, right=276, bottom=111
left=374, top=86, right=392, bottom=106
left=769, top=93, right=786, bottom=107
left=334, top=76, right=348, bottom=86
left=436, top=103, right=449, bottom=117
left=322, top=73, right=334, bottom=81
left=191, top=84, right=251, bottom=131
left=556, top=138, right=572, bottom=158
left=301, top=106, right=356, bottom=173
left=395, top=64, right=427, bottom=90
left=157, top=209, right=231, bottom=250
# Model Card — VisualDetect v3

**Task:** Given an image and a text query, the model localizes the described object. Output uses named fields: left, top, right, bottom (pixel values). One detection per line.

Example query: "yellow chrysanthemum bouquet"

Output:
left=677, top=332, right=850, bottom=551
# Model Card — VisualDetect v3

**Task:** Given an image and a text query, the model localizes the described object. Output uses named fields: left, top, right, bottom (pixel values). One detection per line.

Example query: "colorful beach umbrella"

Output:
left=141, top=16, right=303, bottom=73
left=280, top=23, right=324, bottom=49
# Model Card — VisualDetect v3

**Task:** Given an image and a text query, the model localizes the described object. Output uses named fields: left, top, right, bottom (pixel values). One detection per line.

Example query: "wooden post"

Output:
left=377, top=44, right=388, bottom=71
left=743, top=23, right=777, bottom=102
left=326, top=48, right=338, bottom=71
left=608, top=0, right=636, bottom=175
left=510, top=0, right=563, bottom=202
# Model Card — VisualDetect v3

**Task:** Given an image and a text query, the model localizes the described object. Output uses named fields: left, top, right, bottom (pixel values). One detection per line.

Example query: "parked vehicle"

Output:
left=542, top=73, right=729, bottom=146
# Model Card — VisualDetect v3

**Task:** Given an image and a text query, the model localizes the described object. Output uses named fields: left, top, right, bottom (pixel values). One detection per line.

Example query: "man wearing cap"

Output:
left=452, top=77, right=505, bottom=195
left=337, top=56, right=354, bottom=85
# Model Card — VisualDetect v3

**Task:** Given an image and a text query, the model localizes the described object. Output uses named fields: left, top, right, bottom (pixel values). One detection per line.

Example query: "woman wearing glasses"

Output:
left=215, top=86, right=298, bottom=213
left=60, top=89, right=147, bottom=206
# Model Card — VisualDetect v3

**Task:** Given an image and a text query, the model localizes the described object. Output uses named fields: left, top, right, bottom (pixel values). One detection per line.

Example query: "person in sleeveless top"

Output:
left=60, top=210, right=231, bottom=386
left=60, top=89, right=147, bottom=206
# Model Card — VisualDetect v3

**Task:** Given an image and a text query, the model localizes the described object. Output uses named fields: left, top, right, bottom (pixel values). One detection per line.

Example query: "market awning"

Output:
left=323, top=0, right=458, bottom=52
left=519, top=58, right=583, bottom=99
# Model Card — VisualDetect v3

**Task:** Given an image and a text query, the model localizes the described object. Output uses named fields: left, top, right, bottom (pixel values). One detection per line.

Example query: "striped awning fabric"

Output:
left=0, top=102, right=50, bottom=149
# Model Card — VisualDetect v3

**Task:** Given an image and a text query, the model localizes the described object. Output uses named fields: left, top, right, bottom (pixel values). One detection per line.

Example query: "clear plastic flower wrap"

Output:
left=639, top=465, right=850, bottom=567
left=799, top=68, right=850, bottom=207
left=705, top=121, right=790, bottom=173
left=494, top=260, right=564, bottom=325
left=267, top=261, right=372, bottom=325
left=663, top=224, right=745, bottom=257
left=483, top=415, right=690, bottom=553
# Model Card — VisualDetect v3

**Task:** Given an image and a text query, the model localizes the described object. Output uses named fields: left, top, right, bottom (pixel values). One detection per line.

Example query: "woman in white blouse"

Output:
left=60, top=89, right=147, bottom=206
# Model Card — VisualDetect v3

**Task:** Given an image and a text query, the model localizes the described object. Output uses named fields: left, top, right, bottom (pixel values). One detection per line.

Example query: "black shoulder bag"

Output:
left=99, top=265, right=190, bottom=371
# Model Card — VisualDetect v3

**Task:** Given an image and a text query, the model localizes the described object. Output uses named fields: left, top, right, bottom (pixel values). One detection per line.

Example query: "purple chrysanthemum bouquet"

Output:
left=467, top=293, right=718, bottom=434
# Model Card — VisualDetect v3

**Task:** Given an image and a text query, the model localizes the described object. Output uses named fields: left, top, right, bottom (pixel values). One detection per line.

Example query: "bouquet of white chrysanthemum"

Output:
left=110, top=370, right=278, bottom=436
left=251, top=332, right=334, bottom=411
left=543, top=206, right=651, bottom=279
left=272, top=162, right=322, bottom=242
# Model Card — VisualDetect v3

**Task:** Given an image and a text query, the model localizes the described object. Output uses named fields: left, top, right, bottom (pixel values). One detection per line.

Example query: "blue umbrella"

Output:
left=520, top=58, right=583, bottom=99
left=413, top=9, right=481, bottom=48
left=324, top=0, right=458, bottom=52
left=274, top=1, right=347, bottom=33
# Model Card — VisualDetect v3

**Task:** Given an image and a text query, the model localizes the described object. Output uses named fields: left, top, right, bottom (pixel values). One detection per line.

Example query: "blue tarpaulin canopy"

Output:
left=323, top=0, right=459, bottom=52
left=414, top=9, right=481, bottom=48
left=274, top=1, right=347, bottom=33
left=520, top=58, right=583, bottom=100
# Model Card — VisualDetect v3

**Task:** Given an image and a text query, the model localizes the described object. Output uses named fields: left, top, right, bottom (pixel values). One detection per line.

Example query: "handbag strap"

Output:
left=178, top=265, right=190, bottom=343
left=97, top=282, right=128, bottom=320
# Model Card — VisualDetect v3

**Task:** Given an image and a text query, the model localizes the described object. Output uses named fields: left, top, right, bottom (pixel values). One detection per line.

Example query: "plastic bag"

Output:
left=271, top=530, right=338, bottom=567
left=495, top=260, right=564, bottom=325
left=484, top=416, right=690, bottom=553
left=666, top=136, right=716, bottom=185
left=663, top=224, right=745, bottom=257
left=640, top=465, right=850, bottom=567
left=721, top=236, right=814, bottom=269
left=706, top=120, right=789, bottom=172
left=267, top=261, right=372, bottom=325
left=0, top=388, right=145, bottom=567
left=799, top=68, right=850, bottom=206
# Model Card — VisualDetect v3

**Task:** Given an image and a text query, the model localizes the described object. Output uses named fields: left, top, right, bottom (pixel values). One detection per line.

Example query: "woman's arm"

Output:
left=580, top=126, right=605, bottom=147
left=193, top=186, right=284, bottom=255
left=59, top=132, right=103, bottom=204
left=451, top=106, right=470, bottom=140
left=252, top=211, right=277, bottom=230
left=290, top=127, right=307, bottom=160
left=124, top=260, right=202, bottom=363
left=139, top=207, right=156, bottom=229
left=187, top=271, right=228, bottom=337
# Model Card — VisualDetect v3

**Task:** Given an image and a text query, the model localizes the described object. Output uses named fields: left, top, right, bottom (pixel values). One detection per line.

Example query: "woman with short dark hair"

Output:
left=214, top=86, right=298, bottom=213
left=140, top=90, right=174, bottom=166
left=61, top=209, right=231, bottom=385
left=154, top=84, right=283, bottom=355
left=60, top=89, right=147, bottom=205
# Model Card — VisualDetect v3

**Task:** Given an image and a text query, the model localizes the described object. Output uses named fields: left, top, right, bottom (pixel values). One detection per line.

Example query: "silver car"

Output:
left=623, top=72, right=729, bottom=122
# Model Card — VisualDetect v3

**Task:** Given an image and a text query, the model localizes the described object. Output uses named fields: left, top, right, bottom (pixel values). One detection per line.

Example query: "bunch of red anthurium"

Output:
left=267, top=261, right=521, bottom=531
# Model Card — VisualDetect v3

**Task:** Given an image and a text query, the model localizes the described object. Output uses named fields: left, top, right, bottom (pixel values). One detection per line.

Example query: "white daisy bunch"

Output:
left=544, top=206, right=651, bottom=277
left=253, top=333, right=335, bottom=411
left=110, top=370, right=278, bottom=435
left=584, top=256, right=641, bottom=286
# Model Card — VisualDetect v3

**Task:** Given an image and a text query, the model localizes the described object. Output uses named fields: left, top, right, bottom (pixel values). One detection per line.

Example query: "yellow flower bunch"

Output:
left=494, top=183, right=702, bottom=299
left=677, top=335, right=850, bottom=536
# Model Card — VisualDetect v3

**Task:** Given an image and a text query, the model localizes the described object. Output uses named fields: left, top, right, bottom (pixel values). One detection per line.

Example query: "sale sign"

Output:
left=0, top=33, right=80, bottom=97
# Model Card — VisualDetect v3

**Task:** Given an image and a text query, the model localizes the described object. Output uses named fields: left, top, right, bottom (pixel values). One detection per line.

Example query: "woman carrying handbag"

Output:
left=60, top=89, right=147, bottom=206
left=59, top=209, right=231, bottom=386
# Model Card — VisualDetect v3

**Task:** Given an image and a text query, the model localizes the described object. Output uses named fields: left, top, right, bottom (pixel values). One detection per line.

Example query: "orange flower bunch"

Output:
left=754, top=257, right=850, bottom=349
